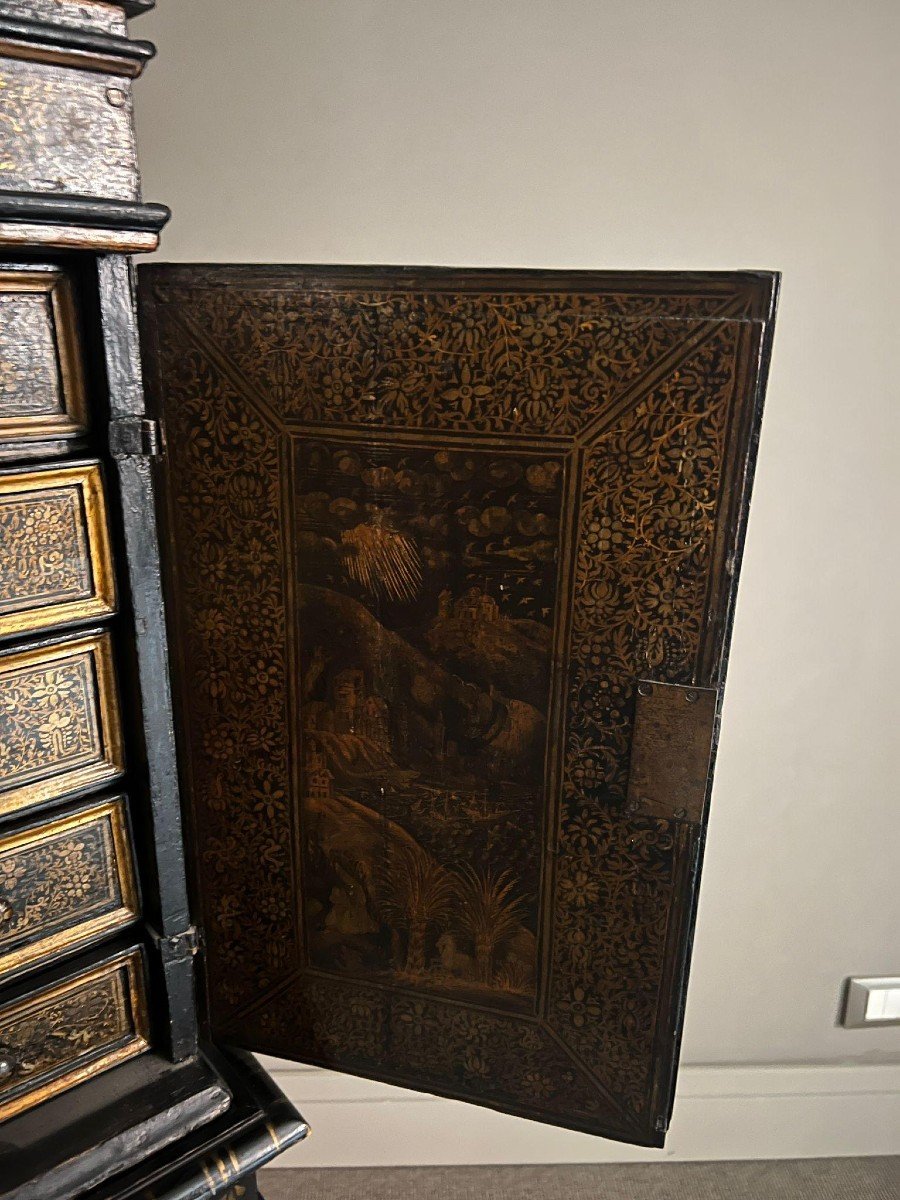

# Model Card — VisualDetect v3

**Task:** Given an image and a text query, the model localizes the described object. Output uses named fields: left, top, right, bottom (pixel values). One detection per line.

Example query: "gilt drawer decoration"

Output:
left=0, top=796, right=139, bottom=980
left=0, top=632, right=124, bottom=818
left=0, top=463, right=116, bottom=638
left=0, top=266, right=88, bottom=445
left=0, top=947, right=149, bottom=1122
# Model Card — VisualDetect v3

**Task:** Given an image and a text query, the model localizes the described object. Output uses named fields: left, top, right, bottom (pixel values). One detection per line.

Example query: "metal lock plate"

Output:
left=627, top=680, right=718, bottom=823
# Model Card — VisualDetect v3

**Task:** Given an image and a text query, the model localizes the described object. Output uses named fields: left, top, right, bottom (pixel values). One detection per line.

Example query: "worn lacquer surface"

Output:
left=0, top=949, right=148, bottom=1122
left=0, top=266, right=88, bottom=444
left=140, top=265, right=777, bottom=1145
left=0, top=57, right=138, bottom=201
left=0, top=1, right=127, bottom=35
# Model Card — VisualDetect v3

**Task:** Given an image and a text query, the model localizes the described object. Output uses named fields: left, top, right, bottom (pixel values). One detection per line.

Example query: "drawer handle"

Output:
left=0, top=1054, right=18, bottom=1083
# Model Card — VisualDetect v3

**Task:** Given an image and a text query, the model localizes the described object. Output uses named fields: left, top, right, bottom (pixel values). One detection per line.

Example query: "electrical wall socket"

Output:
left=842, top=977, right=900, bottom=1028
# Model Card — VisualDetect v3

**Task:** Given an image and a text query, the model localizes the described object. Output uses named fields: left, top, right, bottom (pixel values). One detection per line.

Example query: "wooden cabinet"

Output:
left=0, top=4, right=307, bottom=1197
left=0, top=2, right=779, bottom=1197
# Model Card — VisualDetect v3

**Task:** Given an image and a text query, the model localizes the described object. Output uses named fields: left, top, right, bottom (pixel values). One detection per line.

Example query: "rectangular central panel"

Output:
left=293, top=436, right=566, bottom=1009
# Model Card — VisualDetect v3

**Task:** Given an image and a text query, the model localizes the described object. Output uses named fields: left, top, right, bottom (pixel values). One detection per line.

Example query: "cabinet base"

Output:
left=89, top=1046, right=309, bottom=1200
left=0, top=1050, right=231, bottom=1200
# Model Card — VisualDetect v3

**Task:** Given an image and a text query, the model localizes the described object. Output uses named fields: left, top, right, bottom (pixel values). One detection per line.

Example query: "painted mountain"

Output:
left=294, top=439, right=565, bottom=1007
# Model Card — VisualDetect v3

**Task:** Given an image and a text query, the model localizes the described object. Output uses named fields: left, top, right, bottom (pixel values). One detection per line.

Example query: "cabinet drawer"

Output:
left=0, top=632, right=125, bottom=818
left=0, top=797, right=139, bottom=980
left=0, top=2, right=128, bottom=37
left=0, top=463, right=116, bottom=639
left=0, top=266, right=88, bottom=446
left=0, top=55, right=138, bottom=203
left=0, top=947, right=149, bottom=1122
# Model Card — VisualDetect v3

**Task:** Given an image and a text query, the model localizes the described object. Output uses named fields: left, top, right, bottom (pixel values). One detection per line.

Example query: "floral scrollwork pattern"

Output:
left=0, top=966, right=131, bottom=1100
left=147, top=268, right=767, bottom=1142
left=159, top=281, right=741, bottom=440
left=0, top=656, right=97, bottom=787
left=0, top=489, right=91, bottom=612
left=0, top=819, right=121, bottom=957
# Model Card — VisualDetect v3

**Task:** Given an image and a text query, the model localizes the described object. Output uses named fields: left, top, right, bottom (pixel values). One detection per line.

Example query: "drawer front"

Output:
left=0, top=797, right=139, bottom=980
left=0, top=463, right=116, bottom=638
left=0, top=56, right=138, bottom=202
left=0, top=2, right=128, bottom=37
left=0, top=948, right=149, bottom=1122
left=0, top=632, right=124, bottom=818
left=0, top=267, right=88, bottom=445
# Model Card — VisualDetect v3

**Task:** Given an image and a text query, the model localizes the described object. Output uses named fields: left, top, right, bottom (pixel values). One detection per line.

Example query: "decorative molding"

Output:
left=0, top=191, right=170, bottom=232
left=0, top=795, right=139, bottom=979
left=0, top=265, right=88, bottom=445
left=0, top=220, right=158, bottom=252
left=0, top=17, right=155, bottom=77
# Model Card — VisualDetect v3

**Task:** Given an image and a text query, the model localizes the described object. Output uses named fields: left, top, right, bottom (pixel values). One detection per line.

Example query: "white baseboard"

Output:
left=256, top=1057, right=900, bottom=1167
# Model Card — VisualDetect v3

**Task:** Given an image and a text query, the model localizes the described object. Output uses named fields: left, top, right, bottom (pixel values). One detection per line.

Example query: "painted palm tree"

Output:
left=453, top=866, right=526, bottom=985
left=377, top=840, right=456, bottom=976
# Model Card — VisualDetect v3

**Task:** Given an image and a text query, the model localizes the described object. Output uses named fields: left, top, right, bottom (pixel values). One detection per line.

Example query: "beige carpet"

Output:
left=261, top=1158, right=900, bottom=1200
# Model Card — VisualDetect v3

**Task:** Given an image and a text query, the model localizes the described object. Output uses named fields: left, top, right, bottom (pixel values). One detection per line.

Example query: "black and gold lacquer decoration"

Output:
left=0, top=631, right=125, bottom=818
left=0, top=266, right=88, bottom=445
left=0, top=796, right=139, bottom=980
left=140, top=265, right=777, bottom=1146
left=0, top=462, right=117, bottom=639
left=0, top=5, right=310, bottom=1197
left=0, top=52, right=140, bottom=204
left=0, top=947, right=149, bottom=1122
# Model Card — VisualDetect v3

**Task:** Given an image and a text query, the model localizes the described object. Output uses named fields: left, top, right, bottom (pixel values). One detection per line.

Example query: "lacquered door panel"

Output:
left=139, top=265, right=777, bottom=1146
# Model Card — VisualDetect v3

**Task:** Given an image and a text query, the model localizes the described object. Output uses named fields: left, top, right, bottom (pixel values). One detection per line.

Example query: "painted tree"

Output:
left=453, top=866, right=526, bottom=985
left=377, top=840, right=456, bottom=975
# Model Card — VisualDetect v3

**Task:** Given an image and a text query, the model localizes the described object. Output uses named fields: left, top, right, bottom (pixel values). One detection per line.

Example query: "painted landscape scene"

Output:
left=294, top=439, right=564, bottom=1006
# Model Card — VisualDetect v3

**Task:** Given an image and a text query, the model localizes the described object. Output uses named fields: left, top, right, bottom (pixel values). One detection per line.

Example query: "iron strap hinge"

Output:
left=152, top=924, right=202, bottom=967
left=108, top=416, right=163, bottom=459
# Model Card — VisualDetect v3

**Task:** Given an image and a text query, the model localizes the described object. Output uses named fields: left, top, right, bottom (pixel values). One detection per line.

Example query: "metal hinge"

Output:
left=153, top=924, right=202, bottom=967
left=108, top=416, right=163, bottom=459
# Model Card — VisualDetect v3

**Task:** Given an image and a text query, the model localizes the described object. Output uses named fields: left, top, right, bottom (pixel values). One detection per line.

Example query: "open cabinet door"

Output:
left=137, top=266, right=777, bottom=1148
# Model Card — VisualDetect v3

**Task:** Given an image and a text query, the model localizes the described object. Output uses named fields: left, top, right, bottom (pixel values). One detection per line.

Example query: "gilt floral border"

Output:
left=146, top=271, right=763, bottom=1141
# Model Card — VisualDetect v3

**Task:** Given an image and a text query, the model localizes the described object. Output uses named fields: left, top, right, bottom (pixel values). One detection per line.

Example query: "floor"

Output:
left=261, top=1158, right=900, bottom=1200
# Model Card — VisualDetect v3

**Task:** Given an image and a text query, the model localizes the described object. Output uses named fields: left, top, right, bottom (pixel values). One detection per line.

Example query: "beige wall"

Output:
left=133, top=0, right=899, bottom=1075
